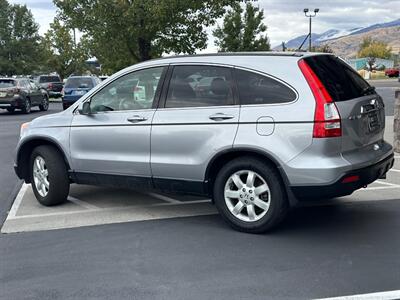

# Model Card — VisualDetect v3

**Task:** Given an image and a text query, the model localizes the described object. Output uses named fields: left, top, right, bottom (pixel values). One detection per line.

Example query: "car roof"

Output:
left=119, top=51, right=334, bottom=74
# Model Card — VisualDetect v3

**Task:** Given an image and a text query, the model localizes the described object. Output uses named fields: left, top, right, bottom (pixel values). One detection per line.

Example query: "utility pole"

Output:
left=303, top=8, right=319, bottom=51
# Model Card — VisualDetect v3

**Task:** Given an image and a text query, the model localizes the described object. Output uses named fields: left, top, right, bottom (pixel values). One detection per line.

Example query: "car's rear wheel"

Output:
left=21, top=98, right=31, bottom=114
left=6, top=107, right=15, bottom=113
left=39, top=95, right=49, bottom=111
left=213, top=157, right=288, bottom=233
left=30, top=146, right=69, bottom=206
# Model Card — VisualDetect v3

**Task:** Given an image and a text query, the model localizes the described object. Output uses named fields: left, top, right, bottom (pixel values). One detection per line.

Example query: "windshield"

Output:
left=65, top=78, right=94, bottom=89
left=39, top=76, right=61, bottom=83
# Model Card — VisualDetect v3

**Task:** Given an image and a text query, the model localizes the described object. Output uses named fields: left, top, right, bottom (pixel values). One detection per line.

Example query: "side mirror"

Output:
left=78, top=101, right=91, bottom=115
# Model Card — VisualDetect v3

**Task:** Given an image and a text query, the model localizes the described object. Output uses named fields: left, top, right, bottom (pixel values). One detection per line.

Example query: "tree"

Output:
left=357, top=37, right=392, bottom=71
left=213, top=3, right=270, bottom=52
left=41, top=18, right=89, bottom=80
left=54, top=0, right=244, bottom=74
left=311, top=44, right=333, bottom=53
left=0, top=0, right=41, bottom=75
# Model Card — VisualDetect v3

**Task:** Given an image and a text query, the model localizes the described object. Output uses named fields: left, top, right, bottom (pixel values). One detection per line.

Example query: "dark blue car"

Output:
left=62, top=76, right=100, bottom=110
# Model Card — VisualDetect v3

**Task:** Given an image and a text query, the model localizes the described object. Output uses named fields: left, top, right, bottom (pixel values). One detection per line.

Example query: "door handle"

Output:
left=209, top=113, right=235, bottom=121
left=127, top=115, right=147, bottom=123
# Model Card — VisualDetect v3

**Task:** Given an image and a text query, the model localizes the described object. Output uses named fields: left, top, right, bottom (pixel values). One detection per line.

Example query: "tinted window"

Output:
left=65, top=78, right=94, bottom=89
left=304, top=55, right=372, bottom=102
left=235, top=69, right=296, bottom=105
left=90, top=67, right=164, bottom=112
left=0, top=79, right=16, bottom=88
left=165, top=65, right=234, bottom=108
left=39, top=76, right=61, bottom=83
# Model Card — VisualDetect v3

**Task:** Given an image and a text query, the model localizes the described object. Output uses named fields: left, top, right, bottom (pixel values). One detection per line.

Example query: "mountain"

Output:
left=320, top=25, right=400, bottom=58
left=275, top=18, right=400, bottom=53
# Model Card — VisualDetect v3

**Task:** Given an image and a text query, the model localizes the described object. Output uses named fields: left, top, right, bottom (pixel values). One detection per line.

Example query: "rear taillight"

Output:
left=48, top=83, right=53, bottom=89
left=298, top=59, right=342, bottom=138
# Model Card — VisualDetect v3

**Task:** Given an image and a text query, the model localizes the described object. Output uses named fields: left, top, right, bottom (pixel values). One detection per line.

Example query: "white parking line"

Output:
left=67, top=196, right=101, bottom=210
left=375, top=180, right=400, bottom=187
left=7, top=183, right=28, bottom=218
left=147, top=192, right=182, bottom=204
left=388, top=168, right=400, bottom=173
left=7, top=199, right=213, bottom=220
left=355, top=186, right=400, bottom=191
left=314, top=289, right=400, bottom=300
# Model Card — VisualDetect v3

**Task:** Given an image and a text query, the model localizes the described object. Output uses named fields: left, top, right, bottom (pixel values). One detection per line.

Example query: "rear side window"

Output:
left=165, top=65, right=234, bottom=108
left=39, top=76, right=61, bottom=83
left=0, top=80, right=16, bottom=88
left=65, top=78, right=94, bottom=89
left=304, top=55, right=371, bottom=102
left=235, top=69, right=297, bottom=105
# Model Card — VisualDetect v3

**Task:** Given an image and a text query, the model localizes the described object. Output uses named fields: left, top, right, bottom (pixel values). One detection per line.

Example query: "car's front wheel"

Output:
left=30, top=146, right=70, bottom=206
left=213, top=157, right=288, bottom=233
left=39, top=95, right=49, bottom=111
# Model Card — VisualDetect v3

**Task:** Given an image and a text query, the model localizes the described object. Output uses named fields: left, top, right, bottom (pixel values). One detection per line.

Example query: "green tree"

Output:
left=357, top=37, right=392, bottom=70
left=41, top=18, right=90, bottom=80
left=213, top=2, right=270, bottom=52
left=54, top=0, right=244, bottom=74
left=0, top=0, right=41, bottom=75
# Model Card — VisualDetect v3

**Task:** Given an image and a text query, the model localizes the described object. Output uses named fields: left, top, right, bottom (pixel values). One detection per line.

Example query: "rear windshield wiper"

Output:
left=362, top=86, right=375, bottom=95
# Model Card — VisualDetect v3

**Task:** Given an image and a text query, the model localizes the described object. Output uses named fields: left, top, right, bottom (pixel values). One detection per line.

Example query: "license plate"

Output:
left=0, top=92, right=7, bottom=97
left=74, top=90, right=86, bottom=95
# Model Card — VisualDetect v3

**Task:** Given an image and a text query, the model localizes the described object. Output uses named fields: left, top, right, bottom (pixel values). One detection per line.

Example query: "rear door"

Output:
left=304, top=55, right=385, bottom=154
left=151, top=64, right=239, bottom=189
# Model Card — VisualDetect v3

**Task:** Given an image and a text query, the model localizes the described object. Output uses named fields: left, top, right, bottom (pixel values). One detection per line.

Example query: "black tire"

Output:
left=6, top=107, right=15, bottom=113
left=39, top=95, right=49, bottom=111
left=213, top=157, right=288, bottom=233
left=21, top=98, right=31, bottom=114
left=30, top=145, right=70, bottom=206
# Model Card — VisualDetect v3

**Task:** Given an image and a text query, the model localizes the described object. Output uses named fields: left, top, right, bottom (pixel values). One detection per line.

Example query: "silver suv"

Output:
left=14, top=53, right=394, bottom=233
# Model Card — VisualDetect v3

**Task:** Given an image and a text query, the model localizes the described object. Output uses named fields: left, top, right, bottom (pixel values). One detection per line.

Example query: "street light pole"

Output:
left=304, top=8, right=319, bottom=52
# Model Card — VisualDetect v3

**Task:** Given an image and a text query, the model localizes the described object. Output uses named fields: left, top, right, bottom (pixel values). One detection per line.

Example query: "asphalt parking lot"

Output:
left=1, top=82, right=400, bottom=299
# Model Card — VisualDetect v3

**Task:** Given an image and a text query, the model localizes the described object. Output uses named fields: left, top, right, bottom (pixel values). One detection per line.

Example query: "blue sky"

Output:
left=9, top=0, right=400, bottom=48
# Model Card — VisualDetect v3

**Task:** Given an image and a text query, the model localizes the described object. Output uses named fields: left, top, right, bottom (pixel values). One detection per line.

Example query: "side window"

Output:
left=235, top=69, right=297, bottom=105
left=165, top=65, right=234, bottom=108
left=90, top=67, right=165, bottom=112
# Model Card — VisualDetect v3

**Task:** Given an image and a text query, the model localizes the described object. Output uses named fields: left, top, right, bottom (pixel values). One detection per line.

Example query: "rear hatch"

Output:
left=0, top=79, right=17, bottom=101
left=303, top=55, right=385, bottom=154
left=39, top=76, right=63, bottom=92
left=64, top=77, right=94, bottom=99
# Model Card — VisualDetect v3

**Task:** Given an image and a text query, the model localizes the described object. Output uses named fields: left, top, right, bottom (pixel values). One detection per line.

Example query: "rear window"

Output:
left=304, top=55, right=372, bottom=102
left=235, top=69, right=297, bottom=105
left=0, top=79, right=16, bottom=88
left=65, top=78, right=94, bottom=89
left=39, top=76, right=61, bottom=83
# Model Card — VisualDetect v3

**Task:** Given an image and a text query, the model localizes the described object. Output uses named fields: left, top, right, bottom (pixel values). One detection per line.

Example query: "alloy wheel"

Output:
left=33, top=156, right=49, bottom=197
left=224, top=170, right=271, bottom=222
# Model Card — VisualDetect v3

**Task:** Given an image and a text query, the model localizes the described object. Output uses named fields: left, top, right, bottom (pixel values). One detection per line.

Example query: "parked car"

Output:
left=0, top=77, right=49, bottom=114
left=35, top=75, right=63, bottom=98
left=384, top=68, right=399, bottom=78
left=62, top=76, right=100, bottom=110
left=14, top=53, right=394, bottom=233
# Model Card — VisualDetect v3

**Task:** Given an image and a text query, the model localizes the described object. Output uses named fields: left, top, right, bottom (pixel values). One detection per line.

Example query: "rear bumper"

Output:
left=0, top=96, right=23, bottom=108
left=291, top=153, right=395, bottom=200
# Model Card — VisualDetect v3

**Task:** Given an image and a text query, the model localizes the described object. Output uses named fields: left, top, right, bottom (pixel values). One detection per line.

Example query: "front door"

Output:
left=70, top=66, right=166, bottom=183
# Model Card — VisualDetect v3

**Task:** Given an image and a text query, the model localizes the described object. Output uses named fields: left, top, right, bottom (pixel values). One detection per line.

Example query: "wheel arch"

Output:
left=16, top=137, right=71, bottom=183
left=204, top=148, right=297, bottom=206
